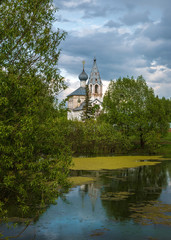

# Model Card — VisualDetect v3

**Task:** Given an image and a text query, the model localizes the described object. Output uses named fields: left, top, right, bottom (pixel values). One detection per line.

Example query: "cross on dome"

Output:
left=82, top=60, right=85, bottom=69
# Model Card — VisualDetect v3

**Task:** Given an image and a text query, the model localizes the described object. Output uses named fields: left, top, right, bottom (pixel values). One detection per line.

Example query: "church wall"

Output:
left=68, top=96, right=73, bottom=109
left=68, top=95, right=86, bottom=110
left=67, top=110, right=83, bottom=121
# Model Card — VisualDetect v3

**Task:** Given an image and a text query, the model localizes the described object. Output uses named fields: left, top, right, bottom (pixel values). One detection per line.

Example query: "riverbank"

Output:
left=70, top=132, right=171, bottom=172
left=69, top=133, right=171, bottom=185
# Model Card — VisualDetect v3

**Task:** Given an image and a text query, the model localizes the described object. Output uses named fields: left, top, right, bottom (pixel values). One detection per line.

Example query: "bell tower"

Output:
left=88, top=58, right=103, bottom=101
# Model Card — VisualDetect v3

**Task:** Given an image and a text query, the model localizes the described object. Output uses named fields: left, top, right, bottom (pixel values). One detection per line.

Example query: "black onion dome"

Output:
left=79, top=69, right=88, bottom=81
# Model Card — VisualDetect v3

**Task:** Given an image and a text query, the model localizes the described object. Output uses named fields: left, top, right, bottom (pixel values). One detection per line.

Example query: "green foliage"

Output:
left=0, top=0, right=66, bottom=92
left=103, top=76, right=169, bottom=149
left=0, top=70, right=72, bottom=220
left=68, top=120, right=132, bottom=155
left=81, top=85, right=94, bottom=120
left=160, top=97, right=171, bottom=122
left=0, top=0, right=71, bottom=222
left=92, top=104, right=101, bottom=117
left=144, top=131, right=160, bottom=154
left=158, top=132, right=171, bottom=158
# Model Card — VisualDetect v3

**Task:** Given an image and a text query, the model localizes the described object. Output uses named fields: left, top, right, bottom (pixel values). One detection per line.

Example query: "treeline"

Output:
left=65, top=76, right=171, bottom=155
left=62, top=118, right=168, bottom=156
left=66, top=120, right=131, bottom=155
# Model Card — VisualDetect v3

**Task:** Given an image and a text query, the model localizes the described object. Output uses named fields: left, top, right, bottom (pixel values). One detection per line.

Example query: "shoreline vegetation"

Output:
left=158, top=132, right=171, bottom=158
left=71, top=132, right=171, bottom=171
left=67, top=120, right=171, bottom=157
left=69, top=132, right=171, bottom=186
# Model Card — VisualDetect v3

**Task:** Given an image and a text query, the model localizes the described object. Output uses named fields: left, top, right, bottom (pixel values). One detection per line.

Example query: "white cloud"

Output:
left=102, top=80, right=110, bottom=95
left=55, top=0, right=171, bottom=99
left=63, top=0, right=92, bottom=8
left=58, top=68, right=80, bottom=101
left=59, top=54, right=83, bottom=66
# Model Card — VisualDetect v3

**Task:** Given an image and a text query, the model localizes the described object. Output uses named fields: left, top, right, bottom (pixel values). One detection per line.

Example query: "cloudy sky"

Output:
left=53, top=0, right=171, bottom=99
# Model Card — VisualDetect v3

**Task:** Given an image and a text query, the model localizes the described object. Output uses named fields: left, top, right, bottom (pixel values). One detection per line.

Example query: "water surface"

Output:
left=1, top=160, right=171, bottom=240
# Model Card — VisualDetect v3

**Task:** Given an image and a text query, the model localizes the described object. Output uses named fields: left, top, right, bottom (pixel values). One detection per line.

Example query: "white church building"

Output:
left=67, top=58, right=103, bottom=120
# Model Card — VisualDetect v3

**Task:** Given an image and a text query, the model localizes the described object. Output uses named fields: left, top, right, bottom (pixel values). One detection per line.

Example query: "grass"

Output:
left=71, top=155, right=165, bottom=171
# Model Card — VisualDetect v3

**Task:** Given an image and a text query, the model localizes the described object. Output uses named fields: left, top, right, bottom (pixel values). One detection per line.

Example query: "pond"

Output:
left=1, top=159, right=171, bottom=240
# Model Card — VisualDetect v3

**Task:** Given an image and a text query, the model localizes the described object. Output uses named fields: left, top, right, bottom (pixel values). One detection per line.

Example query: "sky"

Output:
left=53, top=0, right=171, bottom=100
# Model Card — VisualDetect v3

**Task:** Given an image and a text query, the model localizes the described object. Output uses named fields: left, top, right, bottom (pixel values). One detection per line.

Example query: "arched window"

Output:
left=90, top=84, right=92, bottom=93
left=95, top=85, right=98, bottom=93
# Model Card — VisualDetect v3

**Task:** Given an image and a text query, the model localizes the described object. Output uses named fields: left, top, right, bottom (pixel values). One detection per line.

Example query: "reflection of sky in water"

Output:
left=35, top=187, right=106, bottom=240
left=1, top=161, right=171, bottom=240
left=159, top=171, right=171, bottom=204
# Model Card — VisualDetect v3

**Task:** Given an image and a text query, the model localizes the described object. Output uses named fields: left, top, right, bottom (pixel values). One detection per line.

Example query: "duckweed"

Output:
left=101, top=191, right=134, bottom=201
left=71, top=156, right=165, bottom=171
left=68, top=176, right=95, bottom=186
left=130, top=201, right=171, bottom=226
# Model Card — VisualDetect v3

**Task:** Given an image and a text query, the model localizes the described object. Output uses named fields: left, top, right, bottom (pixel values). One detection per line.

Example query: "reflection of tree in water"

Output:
left=164, top=160, right=171, bottom=183
left=100, top=162, right=169, bottom=221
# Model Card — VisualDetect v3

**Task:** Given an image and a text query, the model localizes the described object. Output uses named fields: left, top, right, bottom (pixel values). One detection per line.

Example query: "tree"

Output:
left=103, top=76, right=169, bottom=148
left=0, top=0, right=66, bottom=93
left=0, top=0, right=71, bottom=223
left=81, top=85, right=94, bottom=120
left=67, top=120, right=132, bottom=155
left=161, top=97, right=171, bottom=123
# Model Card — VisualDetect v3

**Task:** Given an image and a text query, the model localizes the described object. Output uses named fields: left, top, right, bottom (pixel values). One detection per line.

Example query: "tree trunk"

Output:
left=140, top=132, right=145, bottom=148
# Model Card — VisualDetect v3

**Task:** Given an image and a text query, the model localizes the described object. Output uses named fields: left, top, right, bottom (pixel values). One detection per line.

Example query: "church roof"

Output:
left=92, top=98, right=103, bottom=104
left=67, top=87, right=86, bottom=97
left=73, top=98, right=102, bottom=112
left=88, top=58, right=102, bottom=85
left=79, top=69, right=88, bottom=81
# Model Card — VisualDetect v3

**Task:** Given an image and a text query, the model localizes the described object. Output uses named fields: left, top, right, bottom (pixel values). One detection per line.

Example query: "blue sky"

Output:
left=53, top=0, right=171, bottom=99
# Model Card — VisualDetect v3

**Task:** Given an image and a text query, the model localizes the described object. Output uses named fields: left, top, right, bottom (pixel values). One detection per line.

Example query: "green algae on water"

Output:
left=68, top=176, right=95, bottom=186
left=130, top=200, right=171, bottom=226
left=71, top=156, right=164, bottom=171
left=101, top=191, right=134, bottom=201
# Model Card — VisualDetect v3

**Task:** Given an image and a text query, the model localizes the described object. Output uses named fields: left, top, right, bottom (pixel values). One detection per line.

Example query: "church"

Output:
left=67, top=58, right=103, bottom=120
